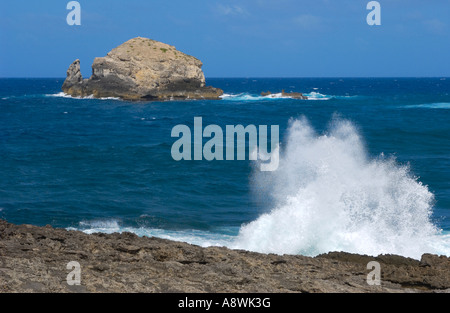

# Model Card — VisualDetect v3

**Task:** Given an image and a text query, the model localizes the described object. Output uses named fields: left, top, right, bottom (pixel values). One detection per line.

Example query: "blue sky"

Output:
left=1, top=0, right=449, bottom=77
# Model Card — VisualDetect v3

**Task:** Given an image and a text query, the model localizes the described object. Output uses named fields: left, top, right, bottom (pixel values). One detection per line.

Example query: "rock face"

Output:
left=0, top=220, right=449, bottom=293
left=62, top=37, right=223, bottom=101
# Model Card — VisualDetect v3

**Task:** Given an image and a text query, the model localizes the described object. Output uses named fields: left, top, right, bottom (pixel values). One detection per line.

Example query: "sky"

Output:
left=0, top=0, right=449, bottom=78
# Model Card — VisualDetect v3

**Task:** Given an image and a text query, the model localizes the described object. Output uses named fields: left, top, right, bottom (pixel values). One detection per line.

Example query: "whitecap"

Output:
left=220, top=93, right=296, bottom=101
left=221, top=92, right=360, bottom=102
left=46, top=92, right=120, bottom=100
left=402, top=103, right=450, bottom=109
left=68, top=219, right=236, bottom=248
left=303, top=92, right=331, bottom=100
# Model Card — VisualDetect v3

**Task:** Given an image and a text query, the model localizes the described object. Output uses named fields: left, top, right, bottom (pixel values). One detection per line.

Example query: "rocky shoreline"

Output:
left=0, top=220, right=448, bottom=293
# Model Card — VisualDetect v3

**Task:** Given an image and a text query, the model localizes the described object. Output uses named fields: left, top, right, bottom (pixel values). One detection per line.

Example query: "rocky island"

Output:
left=0, top=220, right=449, bottom=293
left=62, top=37, right=223, bottom=101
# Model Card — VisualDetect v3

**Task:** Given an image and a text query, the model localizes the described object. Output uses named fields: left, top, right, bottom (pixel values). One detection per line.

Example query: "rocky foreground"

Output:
left=62, top=37, right=223, bottom=101
left=0, top=220, right=448, bottom=293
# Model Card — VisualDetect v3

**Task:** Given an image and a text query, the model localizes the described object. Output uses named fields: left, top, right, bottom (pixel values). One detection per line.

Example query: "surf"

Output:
left=46, top=92, right=121, bottom=100
left=220, top=92, right=359, bottom=101
left=232, top=116, right=450, bottom=259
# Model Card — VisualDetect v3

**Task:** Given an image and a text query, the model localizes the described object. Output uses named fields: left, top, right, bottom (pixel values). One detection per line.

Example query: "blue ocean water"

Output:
left=1, top=77, right=449, bottom=259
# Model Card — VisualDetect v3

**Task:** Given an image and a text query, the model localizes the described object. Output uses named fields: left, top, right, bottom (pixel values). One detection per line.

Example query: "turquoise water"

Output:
left=1, top=78, right=449, bottom=259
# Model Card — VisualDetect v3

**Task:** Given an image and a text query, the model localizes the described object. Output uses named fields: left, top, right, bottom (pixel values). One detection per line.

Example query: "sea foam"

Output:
left=46, top=92, right=120, bottom=100
left=221, top=92, right=358, bottom=101
left=402, top=102, right=450, bottom=109
left=302, top=92, right=331, bottom=100
left=69, top=219, right=236, bottom=248
left=220, top=93, right=292, bottom=101
left=232, top=116, right=449, bottom=259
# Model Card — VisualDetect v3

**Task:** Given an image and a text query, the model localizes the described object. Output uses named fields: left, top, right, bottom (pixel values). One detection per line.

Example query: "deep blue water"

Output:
left=1, top=78, right=449, bottom=258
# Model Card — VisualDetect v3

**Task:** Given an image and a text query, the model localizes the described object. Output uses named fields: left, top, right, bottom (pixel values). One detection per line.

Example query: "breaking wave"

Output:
left=46, top=92, right=121, bottom=100
left=401, top=102, right=450, bottom=110
left=68, top=219, right=236, bottom=248
left=303, top=92, right=331, bottom=100
left=232, top=117, right=450, bottom=259
left=220, top=92, right=359, bottom=101
left=220, top=93, right=295, bottom=101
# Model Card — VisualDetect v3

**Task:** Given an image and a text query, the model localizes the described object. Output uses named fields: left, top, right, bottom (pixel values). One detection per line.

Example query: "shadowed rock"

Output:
left=62, top=37, right=223, bottom=101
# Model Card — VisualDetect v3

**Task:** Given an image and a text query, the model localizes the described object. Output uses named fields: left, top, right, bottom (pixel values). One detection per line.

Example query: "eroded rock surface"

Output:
left=0, top=220, right=448, bottom=293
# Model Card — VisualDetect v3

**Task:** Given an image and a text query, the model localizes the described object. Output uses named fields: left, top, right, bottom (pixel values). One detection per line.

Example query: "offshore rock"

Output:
left=62, top=37, right=223, bottom=101
left=261, top=90, right=308, bottom=100
left=0, top=220, right=449, bottom=293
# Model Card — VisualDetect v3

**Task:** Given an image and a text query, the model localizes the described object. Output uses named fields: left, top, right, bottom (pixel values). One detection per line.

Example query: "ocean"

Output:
left=1, top=77, right=449, bottom=260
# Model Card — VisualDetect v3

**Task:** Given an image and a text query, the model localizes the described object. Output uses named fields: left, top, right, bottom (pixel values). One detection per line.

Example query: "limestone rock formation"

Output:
left=62, top=37, right=223, bottom=101
left=1, top=220, right=449, bottom=293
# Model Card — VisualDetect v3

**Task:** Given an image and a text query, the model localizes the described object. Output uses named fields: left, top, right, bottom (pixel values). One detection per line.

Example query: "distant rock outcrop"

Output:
left=261, top=90, right=308, bottom=100
left=62, top=37, right=223, bottom=101
left=1, top=220, right=449, bottom=293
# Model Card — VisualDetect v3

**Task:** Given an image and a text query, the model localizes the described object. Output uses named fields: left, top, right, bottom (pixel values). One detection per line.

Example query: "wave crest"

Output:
left=220, top=93, right=294, bottom=101
left=46, top=92, right=120, bottom=100
left=232, top=117, right=448, bottom=259
left=220, top=92, right=359, bottom=101
left=68, top=219, right=236, bottom=248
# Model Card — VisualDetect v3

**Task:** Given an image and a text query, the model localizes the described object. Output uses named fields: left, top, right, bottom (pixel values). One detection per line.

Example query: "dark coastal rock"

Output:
left=0, top=220, right=448, bottom=293
left=62, top=37, right=223, bottom=101
left=261, top=90, right=308, bottom=100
